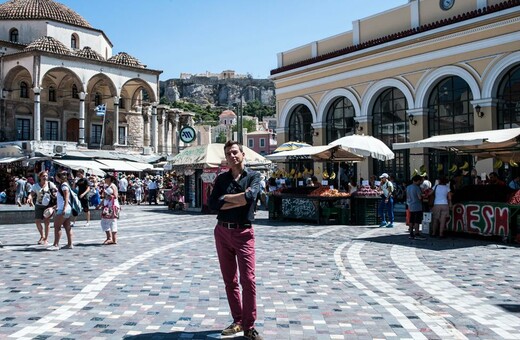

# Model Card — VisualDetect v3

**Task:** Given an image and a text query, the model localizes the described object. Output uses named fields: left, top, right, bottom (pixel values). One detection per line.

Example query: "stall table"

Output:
left=269, top=194, right=349, bottom=224
left=447, top=201, right=520, bottom=242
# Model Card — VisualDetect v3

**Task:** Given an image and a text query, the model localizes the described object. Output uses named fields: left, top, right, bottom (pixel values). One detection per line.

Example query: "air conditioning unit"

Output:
left=142, top=146, right=152, bottom=155
left=53, top=145, right=66, bottom=154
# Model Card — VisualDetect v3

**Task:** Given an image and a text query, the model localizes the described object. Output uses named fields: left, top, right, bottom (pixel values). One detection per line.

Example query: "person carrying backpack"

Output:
left=47, top=171, right=74, bottom=251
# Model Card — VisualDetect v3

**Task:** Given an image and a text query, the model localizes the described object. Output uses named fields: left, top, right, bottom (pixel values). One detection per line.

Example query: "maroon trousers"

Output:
left=214, top=225, right=257, bottom=330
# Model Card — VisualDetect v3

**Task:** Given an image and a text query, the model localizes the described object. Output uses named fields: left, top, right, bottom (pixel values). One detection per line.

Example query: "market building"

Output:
left=270, top=0, right=520, bottom=182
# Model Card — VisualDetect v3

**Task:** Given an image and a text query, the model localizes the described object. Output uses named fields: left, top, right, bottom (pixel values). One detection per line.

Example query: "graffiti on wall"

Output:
left=448, top=203, right=510, bottom=237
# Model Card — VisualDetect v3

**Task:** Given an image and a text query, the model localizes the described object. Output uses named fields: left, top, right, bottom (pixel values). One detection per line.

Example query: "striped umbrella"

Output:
left=273, top=141, right=311, bottom=153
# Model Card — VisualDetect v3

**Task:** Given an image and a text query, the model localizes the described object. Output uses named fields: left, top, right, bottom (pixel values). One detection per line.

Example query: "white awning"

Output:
left=266, top=145, right=363, bottom=162
left=392, top=128, right=520, bottom=161
left=53, top=159, right=106, bottom=176
left=0, top=156, right=25, bottom=164
left=96, top=159, right=153, bottom=172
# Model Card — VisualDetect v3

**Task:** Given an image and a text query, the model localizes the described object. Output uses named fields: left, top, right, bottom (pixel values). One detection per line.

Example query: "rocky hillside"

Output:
left=160, top=76, right=275, bottom=107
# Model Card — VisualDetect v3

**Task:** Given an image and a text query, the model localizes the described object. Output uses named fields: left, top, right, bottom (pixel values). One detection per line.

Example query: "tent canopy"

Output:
left=96, top=159, right=154, bottom=172
left=53, top=159, right=106, bottom=176
left=328, top=134, right=395, bottom=161
left=392, top=127, right=520, bottom=161
left=266, top=145, right=363, bottom=162
left=168, top=143, right=271, bottom=169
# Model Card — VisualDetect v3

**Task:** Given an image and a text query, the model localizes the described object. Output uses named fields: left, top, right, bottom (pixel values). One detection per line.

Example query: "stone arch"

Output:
left=41, top=67, right=84, bottom=101
left=122, top=78, right=158, bottom=109
left=361, top=78, right=414, bottom=117
left=415, top=65, right=480, bottom=108
left=317, top=88, right=361, bottom=123
left=482, top=52, right=520, bottom=99
left=278, top=96, right=317, bottom=130
left=3, top=65, right=33, bottom=98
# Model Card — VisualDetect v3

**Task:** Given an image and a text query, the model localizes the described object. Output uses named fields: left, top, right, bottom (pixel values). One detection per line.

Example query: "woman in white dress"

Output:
left=99, top=174, right=120, bottom=245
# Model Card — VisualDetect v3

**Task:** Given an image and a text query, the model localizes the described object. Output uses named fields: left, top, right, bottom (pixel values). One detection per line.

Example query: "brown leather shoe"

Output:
left=244, top=328, right=263, bottom=340
left=221, top=322, right=242, bottom=336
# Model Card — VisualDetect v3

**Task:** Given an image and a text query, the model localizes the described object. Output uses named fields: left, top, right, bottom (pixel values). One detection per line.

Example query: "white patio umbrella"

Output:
left=328, top=134, right=395, bottom=161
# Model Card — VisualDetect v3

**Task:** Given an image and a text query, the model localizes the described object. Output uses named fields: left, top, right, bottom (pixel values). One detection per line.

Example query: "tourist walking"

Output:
left=72, top=169, right=91, bottom=227
left=378, top=173, right=394, bottom=228
left=406, top=175, right=426, bottom=240
left=99, top=174, right=120, bottom=245
left=208, top=141, right=263, bottom=340
left=48, top=171, right=74, bottom=250
left=147, top=177, right=158, bottom=205
left=118, top=175, right=128, bottom=205
left=27, top=171, right=56, bottom=245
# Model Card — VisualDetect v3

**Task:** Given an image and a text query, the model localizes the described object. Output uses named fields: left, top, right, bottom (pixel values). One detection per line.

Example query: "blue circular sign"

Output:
left=180, top=126, right=196, bottom=143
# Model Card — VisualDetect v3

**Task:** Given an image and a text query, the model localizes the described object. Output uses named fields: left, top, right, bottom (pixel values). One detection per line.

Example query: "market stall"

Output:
left=266, top=145, right=362, bottom=224
left=167, top=143, right=271, bottom=211
left=393, top=128, right=520, bottom=241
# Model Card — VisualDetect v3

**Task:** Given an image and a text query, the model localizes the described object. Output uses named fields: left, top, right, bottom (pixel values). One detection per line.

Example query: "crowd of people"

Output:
left=0, top=169, right=169, bottom=250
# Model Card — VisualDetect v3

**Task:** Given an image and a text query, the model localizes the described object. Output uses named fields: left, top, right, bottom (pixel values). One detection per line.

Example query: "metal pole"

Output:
left=100, top=106, right=106, bottom=150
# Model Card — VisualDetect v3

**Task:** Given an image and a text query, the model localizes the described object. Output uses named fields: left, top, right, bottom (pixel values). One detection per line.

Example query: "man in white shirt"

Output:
left=378, top=173, right=395, bottom=228
left=118, top=175, right=129, bottom=205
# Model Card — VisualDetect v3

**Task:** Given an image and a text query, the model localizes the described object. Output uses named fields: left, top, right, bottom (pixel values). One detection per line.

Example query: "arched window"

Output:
left=427, top=76, right=474, bottom=177
left=325, top=97, right=355, bottom=144
left=71, top=34, right=78, bottom=49
left=497, top=65, right=520, bottom=129
left=9, top=28, right=18, bottom=43
left=428, top=76, right=474, bottom=135
left=20, top=81, right=29, bottom=98
left=72, top=84, right=79, bottom=99
left=48, top=86, right=56, bottom=102
left=95, top=93, right=102, bottom=106
left=288, top=104, right=313, bottom=145
left=372, top=88, right=409, bottom=180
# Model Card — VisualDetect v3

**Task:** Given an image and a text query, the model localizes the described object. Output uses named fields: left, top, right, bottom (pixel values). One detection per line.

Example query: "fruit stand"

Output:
left=268, top=186, right=350, bottom=224
left=349, top=186, right=383, bottom=225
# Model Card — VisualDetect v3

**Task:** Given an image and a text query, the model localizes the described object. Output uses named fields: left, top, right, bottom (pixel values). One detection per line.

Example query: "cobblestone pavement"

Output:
left=1, top=205, right=519, bottom=339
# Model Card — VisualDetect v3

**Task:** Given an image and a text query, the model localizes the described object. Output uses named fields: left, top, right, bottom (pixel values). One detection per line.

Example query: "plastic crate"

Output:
left=351, top=196, right=381, bottom=225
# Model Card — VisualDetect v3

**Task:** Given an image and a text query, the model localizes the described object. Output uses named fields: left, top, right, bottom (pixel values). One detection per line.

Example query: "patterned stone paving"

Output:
left=0, top=204, right=519, bottom=339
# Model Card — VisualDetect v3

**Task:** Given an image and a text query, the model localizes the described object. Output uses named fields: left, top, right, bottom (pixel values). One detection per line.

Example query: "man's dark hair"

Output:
left=77, top=169, right=84, bottom=175
left=224, top=140, right=243, bottom=153
left=412, top=175, right=423, bottom=182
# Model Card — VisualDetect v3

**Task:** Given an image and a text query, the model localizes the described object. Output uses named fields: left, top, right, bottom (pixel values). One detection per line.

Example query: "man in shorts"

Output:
left=73, top=169, right=91, bottom=227
left=406, top=175, right=426, bottom=240
left=118, top=175, right=128, bottom=205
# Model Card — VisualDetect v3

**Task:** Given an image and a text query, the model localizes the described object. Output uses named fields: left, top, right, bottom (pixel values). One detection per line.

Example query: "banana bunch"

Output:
left=459, top=161, right=469, bottom=170
left=412, top=168, right=418, bottom=176
left=290, top=168, right=296, bottom=175
left=309, top=169, right=314, bottom=175
left=297, top=172, right=303, bottom=179
left=419, top=165, right=427, bottom=173
left=510, top=159, right=519, bottom=167
left=323, top=170, right=329, bottom=179
left=494, top=159, right=503, bottom=169
left=329, top=171, right=336, bottom=180
left=448, top=164, right=458, bottom=173
left=437, top=163, right=443, bottom=172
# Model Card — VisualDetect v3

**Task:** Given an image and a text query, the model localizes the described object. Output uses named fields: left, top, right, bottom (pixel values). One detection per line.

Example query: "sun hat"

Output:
left=379, top=173, right=389, bottom=179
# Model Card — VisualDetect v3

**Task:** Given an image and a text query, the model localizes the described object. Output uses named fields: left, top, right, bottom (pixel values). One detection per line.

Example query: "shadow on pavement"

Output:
left=124, top=330, right=222, bottom=339
left=356, top=232, right=517, bottom=251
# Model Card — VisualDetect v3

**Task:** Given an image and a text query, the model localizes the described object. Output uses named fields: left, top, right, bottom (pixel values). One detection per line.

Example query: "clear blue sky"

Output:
left=59, top=0, right=406, bottom=81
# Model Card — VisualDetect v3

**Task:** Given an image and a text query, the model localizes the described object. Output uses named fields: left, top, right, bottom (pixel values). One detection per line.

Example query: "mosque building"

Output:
left=0, top=0, right=190, bottom=162
left=271, top=0, right=520, bottom=181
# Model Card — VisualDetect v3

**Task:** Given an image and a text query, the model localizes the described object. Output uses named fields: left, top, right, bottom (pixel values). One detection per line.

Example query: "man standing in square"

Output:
left=208, top=140, right=263, bottom=340
left=378, top=173, right=394, bottom=228
left=406, top=175, right=426, bottom=240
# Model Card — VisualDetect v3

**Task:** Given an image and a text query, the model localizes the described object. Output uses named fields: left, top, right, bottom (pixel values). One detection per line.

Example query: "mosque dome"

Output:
left=108, top=52, right=145, bottom=68
left=75, top=46, right=105, bottom=61
left=24, top=35, right=71, bottom=55
left=0, top=0, right=92, bottom=28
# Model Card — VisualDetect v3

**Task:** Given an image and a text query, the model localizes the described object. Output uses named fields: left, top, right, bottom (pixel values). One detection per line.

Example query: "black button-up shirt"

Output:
left=208, top=168, right=261, bottom=224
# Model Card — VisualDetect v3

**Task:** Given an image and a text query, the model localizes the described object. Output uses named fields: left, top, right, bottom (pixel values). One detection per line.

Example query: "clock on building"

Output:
left=440, top=0, right=455, bottom=10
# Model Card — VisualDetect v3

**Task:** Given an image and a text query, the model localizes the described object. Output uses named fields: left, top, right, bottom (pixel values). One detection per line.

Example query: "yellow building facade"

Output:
left=271, top=0, right=520, bottom=182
